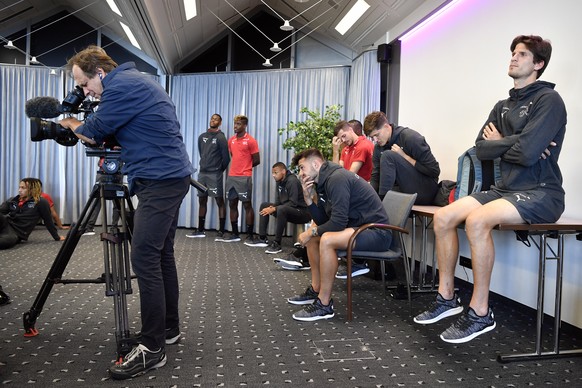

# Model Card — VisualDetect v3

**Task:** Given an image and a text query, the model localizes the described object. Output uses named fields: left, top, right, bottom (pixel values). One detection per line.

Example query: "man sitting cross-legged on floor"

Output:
left=287, top=149, right=392, bottom=321
left=245, top=162, right=311, bottom=254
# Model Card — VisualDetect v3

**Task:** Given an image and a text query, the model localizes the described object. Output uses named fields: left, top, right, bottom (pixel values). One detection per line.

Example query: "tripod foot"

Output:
left=24, top=327, right=39, bottom=337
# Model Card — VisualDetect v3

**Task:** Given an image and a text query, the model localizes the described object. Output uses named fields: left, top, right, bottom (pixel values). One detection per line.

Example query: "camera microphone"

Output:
left=25, top=97, right=62, bottom=118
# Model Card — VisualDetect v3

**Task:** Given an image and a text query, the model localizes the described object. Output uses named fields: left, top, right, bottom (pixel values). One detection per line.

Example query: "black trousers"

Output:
left=258, top=202, right=311, bottom=244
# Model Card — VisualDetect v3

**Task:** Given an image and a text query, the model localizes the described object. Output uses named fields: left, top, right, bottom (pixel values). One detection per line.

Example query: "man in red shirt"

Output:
left=217, top=115, right=260, bottom=243
left=332, top=120, right=374, bottom=181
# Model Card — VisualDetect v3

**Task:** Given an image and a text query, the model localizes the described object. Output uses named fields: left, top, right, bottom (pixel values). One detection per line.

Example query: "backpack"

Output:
left=454, top=146, right=501, bottom=201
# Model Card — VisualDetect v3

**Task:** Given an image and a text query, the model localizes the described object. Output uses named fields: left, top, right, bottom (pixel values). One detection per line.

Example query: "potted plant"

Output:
left=278, top=105, right=342, bottom=163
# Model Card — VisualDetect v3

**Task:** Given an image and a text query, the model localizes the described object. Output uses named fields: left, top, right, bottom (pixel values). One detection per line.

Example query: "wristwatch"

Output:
left=311, top=227, right=318, bottom=237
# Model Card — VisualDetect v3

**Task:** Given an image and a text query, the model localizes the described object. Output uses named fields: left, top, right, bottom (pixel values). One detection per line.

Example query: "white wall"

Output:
left=396, top=0, right=582, bottom=327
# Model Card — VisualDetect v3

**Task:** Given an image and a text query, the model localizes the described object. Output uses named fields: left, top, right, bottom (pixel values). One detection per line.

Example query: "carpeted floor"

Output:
left=1, top=226, right=581, bottom=387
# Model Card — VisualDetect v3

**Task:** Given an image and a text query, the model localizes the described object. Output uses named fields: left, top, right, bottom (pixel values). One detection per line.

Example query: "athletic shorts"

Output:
left=197, top=171, right=224, bottom=197
left=353, top=228, right=393, bottom=252
left=471, top=186, right=564, bottom=224
left=225, top=176, right=253, bottom=201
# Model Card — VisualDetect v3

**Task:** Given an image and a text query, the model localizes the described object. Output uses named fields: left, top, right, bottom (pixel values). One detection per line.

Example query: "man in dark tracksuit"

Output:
left=286, top=149, right=392, bottom=321
left=414, top=35, right=567, bottom=344
left=253, top=162, right=311, bottom=254
left=365, top=113, right=440, bottom=205
left=187, top=113, right=230, bottom=238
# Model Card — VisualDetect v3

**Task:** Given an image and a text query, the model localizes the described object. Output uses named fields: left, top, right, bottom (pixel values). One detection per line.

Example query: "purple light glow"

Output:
left=399, top=0, right=468, bottom=44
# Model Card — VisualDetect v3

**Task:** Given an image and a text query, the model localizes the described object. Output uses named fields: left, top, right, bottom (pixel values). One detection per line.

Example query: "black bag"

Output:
left=432, top=180, right=457, bottom=206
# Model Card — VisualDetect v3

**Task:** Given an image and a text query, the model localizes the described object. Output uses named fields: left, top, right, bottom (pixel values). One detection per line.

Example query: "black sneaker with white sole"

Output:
left=265, top=241, right=282, bottom=254
left=109, top=344, right=166, bottom=380
left=413, top=293, right=463, bottom=324
left=292, top=298, right=335, bottom=321
left=215, top=233, right=241, bottom=242
left=335, top=262, right=370, bottom=279
left=439, top=307, right=496, bottom=343
left=287, top=285, right=318, bottom=305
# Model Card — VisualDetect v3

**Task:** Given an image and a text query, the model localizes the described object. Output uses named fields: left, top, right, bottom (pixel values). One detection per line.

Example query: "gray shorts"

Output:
left=197, top=171, right=224, bottom=197
left=354, top=228, right=393, bottom=252
left=225, top=176, right=253, bottom=201
left=471, top=186, right=564, bottom=224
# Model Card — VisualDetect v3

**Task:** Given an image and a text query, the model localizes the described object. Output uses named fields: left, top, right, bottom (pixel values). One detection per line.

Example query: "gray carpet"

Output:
left=0, top=226, right=581, bottom=387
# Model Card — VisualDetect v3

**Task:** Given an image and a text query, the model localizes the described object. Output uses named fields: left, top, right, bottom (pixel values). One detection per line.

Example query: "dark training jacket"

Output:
left=308, top=162, right=388, bottom=235
left=276, top=171, right=308, bottom=209
left=0, top=196, right=60, bottom=241
left=475, top=81, right=566, bottom=201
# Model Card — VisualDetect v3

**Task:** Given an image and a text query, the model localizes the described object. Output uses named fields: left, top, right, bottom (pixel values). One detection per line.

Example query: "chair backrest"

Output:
left=382, top=191, right=417, bottom=229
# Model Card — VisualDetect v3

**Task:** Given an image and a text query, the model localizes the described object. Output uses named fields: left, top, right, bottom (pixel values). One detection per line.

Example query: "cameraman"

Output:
left=59, top=45, right=193, bottom=380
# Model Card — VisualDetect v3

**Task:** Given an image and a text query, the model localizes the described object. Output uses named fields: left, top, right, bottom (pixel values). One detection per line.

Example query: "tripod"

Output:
left=23, top=170, right=137, bottom=359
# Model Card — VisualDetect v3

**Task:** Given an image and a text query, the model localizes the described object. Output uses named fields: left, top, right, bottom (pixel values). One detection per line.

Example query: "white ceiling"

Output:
left=0, top=0, right=445, bottom=73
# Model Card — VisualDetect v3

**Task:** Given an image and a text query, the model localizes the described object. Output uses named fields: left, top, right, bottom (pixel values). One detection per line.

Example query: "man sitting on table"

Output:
left=413, top=35, right=567, bottom=344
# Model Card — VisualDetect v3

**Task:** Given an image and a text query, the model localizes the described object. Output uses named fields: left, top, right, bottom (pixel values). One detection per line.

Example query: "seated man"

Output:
left=413, top=35, right=566, bottom=344
left=34, top=179, right=69, bottom=230
left=245, top=162, right=311, bottom=254
left=287, top=149, right=392, bottom=321
left=364, top=112, right=440, bottom=205
left=1, top=177, right=65, bottom=249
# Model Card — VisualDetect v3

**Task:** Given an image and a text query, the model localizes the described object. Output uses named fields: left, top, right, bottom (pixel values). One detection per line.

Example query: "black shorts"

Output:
left=471, top=186, right=564, bottom=224
left=225, top=176, right=253, bottom=201
left=197, top=171, right=224, bottom=197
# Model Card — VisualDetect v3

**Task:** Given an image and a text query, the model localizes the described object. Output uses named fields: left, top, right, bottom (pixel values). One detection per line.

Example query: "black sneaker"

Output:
left=82, top=228, right=95, bottom=236
left=186, top=229, right=205, bottom=238
left=216, top=230, right=224, bottom=239
left=265, top=241, right=282, bottom=254
left=335, top=262, right=370, bottom=279
left=0, top=288, right=11, bottom=306
left=164, top=327, right=181, bottom=345
left=109, top=344, right=167, bottom=380
left=413, top=293, right=463, bottom=325
left=440, top=307, right=496, bottom=343
left=287, top=285, right=318, bottom=305
left=292, top=298, right=335, bottom=321
left=274, top=254, right=310, bottom=271
left=244, top=235, right=268, bottom=247
left=215, top=233, right=241, bottom=242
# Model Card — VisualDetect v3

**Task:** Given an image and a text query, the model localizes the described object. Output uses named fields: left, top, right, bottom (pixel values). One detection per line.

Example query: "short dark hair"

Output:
left=272, top=161, right=286, bottom=170
left=291, top=148, right=323, bottom=168
left=333, top=120, right=351, bottom=136
left=510, top=35, right=552, bottom=79
left=363, top=111, right=389, bottom=136
left=212, top=113, right=222, bottom=122
left=348, top=119, right=363, bottom=136
left=234, top=114, right=248, bottom=125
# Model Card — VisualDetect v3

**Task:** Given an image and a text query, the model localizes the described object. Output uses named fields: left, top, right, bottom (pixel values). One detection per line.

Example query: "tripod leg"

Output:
left=23, top=184, right=102, bottom=336
left=101, top=189, right=136, bottom=359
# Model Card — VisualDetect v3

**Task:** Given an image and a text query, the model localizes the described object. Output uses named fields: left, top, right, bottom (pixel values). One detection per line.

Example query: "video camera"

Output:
left=25, top=86, right=99, bottom=147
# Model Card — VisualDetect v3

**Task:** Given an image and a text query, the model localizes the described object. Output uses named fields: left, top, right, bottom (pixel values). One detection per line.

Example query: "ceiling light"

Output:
left=30, top=56, right=40, bottom=64
left=4, top=40, right=16, bottom=49
left=120, top=21, right=141, bottom=49
left=270, top=43, right=281, bottom=52
left=50, top=69, right=57, bottom=75
left=295, top=0, right=310, bottom=2
left=335, top=0, right=370, bottom=35
left=262, top=59, right=273, bottom=67
left=106, top=0, right=123, bottom=17
left=183, top=0, right=197, bottom=20
left=280, top=20, right=293, bottom=31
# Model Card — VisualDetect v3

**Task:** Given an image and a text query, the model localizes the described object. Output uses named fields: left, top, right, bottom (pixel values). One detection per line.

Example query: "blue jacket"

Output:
left=77, top=62, right=193, bottom=191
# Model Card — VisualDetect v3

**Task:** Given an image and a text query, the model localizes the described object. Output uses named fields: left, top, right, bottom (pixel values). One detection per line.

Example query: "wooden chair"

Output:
left=339, top=191, right=417, bottom=321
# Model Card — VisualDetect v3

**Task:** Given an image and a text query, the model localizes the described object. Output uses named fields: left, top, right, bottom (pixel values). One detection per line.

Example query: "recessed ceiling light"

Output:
left=184, top=0, right=197, bottom=20
left=335, top=0, right=370, bottom=35
left=106, top=0, right=123, bottom=17
left=120, top=22, right=141, bottom=49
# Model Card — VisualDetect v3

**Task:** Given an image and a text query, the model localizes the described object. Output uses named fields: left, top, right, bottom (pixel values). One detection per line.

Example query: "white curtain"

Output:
left=172, top=67, right=350, bottom=229
left=347, top=49, right=381, bottom=123
left=1, top=62, right=387, bottom=231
